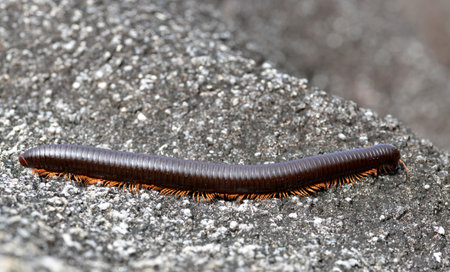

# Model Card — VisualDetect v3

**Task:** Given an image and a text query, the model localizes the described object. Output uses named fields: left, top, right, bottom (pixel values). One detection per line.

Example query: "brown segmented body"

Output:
left=19, top=144, right=406, bottom=201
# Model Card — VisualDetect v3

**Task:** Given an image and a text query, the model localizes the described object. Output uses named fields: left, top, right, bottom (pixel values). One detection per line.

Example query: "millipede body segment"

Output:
left=19, top=144, right=407, bottom=201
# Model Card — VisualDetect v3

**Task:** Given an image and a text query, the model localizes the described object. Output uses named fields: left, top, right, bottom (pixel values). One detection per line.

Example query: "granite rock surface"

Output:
left=0, top=1, right=448, bottom=271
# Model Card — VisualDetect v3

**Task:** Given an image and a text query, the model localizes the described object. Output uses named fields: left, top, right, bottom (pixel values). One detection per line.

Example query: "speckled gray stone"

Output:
left=0, top=1, right=448, bottom=271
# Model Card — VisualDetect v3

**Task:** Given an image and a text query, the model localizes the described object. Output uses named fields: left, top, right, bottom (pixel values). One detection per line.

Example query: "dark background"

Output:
left=213, top=0, right=450, bottom=150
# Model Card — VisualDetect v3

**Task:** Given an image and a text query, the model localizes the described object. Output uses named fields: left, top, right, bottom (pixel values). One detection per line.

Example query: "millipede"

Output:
left=18, top=144, right=409, bottom=201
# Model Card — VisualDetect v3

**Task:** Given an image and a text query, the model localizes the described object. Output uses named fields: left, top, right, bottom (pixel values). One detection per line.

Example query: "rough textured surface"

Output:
left=215, top=0, right=450, bottom=150
left=0, top=1, right=448, bottom=271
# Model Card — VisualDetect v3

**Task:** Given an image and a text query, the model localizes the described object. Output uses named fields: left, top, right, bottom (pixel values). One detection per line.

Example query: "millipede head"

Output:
left=398, top=159, right=410, bottom=180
